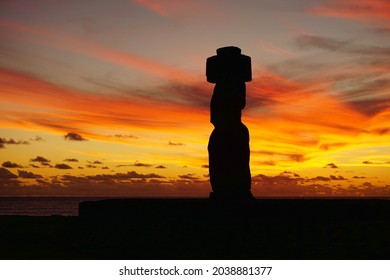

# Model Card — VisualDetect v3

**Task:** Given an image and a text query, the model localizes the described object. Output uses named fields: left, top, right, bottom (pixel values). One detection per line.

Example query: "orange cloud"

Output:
left=241, top=68, right=387, bottom=169
left=0, top=68, right=208, bottom=139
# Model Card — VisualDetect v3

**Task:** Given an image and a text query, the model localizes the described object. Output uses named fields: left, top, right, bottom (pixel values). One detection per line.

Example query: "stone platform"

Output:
left=79, top=198, right=389, bottom=220
left=1, top=198, right=389, bottom=259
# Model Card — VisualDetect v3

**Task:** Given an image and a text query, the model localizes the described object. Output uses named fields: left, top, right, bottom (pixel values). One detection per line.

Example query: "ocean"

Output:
left=0, top=197, right=104, bottom=216
left=0, top=196, right=204, bottom=216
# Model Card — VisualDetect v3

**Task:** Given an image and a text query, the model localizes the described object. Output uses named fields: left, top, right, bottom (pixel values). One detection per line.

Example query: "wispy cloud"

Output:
left=132, top=0, right=217, bottom=18
left=0, top=18, right=195, bottom=83
left=258, top=38, right=296, bottom=57
left=296, top=34, right=390, bottom=56
left=168, top=141, right=185, bottom=146
left=0, top=137, right=29, bottom=148
left=308, top=0, right=390, bottom=28
left=0, top=68, right=208, bottom=137
left=64, top=158, right=79, bottom=162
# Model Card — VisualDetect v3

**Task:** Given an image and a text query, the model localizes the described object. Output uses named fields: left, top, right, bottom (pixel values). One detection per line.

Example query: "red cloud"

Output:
left=308, top=0, right=390, bottom=27
left=132, top=0, right=216, bottom=18
left=0, top=68, right=208, bottom=137
left=0, top=18, right=195, bottom=83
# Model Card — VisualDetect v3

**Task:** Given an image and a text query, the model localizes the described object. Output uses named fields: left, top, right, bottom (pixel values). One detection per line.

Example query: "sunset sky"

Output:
left=1, top=0, right=389, bottom=197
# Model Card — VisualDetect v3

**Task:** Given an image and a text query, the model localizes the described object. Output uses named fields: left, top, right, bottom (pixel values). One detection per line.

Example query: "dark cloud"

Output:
left=258, top=161, right=277, bottom=166
left=133, top=161, right=152, bottom=168
left=168, top=141, right=185, bottom=146
left=0, top=167, right=18, bottom=179
left=64, top=132, right=88, bottom=141
left=281, top=171, right=301, bottom=178
left=362, top=182, right=374, bottom=188
left=116, top=162, right=153, bottom=168
left=0, top=168, right=21, bottom=189
left=18, top=170, right=43, bottom=179
left=86, top=164, right=97, bottom=168
left=0, top=137, right=29, bottom=148
left=371, top=127, right=390, bottom=135
left=353, top=176, right=366, bottom=179
left=29, top=164, right=40, bottom=168
left=89, top=160, right=103, bottom=164
left=160, top=83, right=210, bottom=108
left=30, top=171, right=206, bottom=197
left=253, top=150, right=277, bottom=156
left=30, top=156, right=51, bottom=163
left=313, top=176, right=331, bottom=182
left=201, top=164, right=209, bottom=168
left=86, top=171, right=165, bottom=180
left=64, top=158, right=79, bottom=162
left=54, top=163, right=73, bottom=170
left=296, top=35, right=390, bottom=56
left=179, top=174, right=199, bottom=180
left=252, top=173, right=349, bottom=197
left=41, top=162, right=53, bottom=168
left=101, top=167, right=109, bottom=170
left=2, top=167, right=388, bottom=197
left=324, top=163, right=338, bottom=169
left=29, top=136, right=44, bottom=142
left=320, top=143, right=347, bottom=151
left=330, top=175, right=346, bottom=181
left=110, top=134, right=138, bottom=139
left=253, top=150, right=308, bottom=163
left=2, top=161, right=24, bottom=168
left=155, top=165, right=166, bottom=169
left=0, top=136, right=44, bottom=148
left=341, top=79, right=390, bottom=116
left=289, top=154, right=308, bottom=162
left=252, top=172, right=349, bottom=196
left=375, top=28, right=390, bottom=34
left=252, top=173, right=302, bottom=188
left=361, top=160, right=390, bottom=165
left=32, top=120, right=76, bottom=133
left=297, top=35, right=347, bottom=52
left=307, top=175, right=346, bottom=182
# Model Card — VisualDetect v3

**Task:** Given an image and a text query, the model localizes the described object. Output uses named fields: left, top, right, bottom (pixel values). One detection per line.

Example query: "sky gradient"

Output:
left=1, top=0, right=389, bottom=197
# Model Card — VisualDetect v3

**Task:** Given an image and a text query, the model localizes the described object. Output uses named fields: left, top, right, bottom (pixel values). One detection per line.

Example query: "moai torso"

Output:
left=206, top=46, right=253, bottom=200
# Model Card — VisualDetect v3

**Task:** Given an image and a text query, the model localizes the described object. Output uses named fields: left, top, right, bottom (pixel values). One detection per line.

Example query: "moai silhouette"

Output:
left=206, top=46, right=254, bottom=200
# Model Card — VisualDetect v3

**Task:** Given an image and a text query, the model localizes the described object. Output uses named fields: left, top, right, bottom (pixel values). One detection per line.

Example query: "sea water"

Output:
left=0, top=197, right=104, bottom=216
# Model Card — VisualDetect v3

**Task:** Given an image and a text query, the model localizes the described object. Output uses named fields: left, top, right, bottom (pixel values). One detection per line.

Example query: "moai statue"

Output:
left=206, top=46, right=254, bottom=200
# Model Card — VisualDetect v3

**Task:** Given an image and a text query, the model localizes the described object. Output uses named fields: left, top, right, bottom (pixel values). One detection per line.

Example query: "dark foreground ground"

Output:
left=0, top=199, right=389, bottom=259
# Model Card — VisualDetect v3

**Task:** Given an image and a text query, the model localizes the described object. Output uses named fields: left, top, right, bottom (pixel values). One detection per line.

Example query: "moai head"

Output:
left=206, top=46, right=252, bottom=84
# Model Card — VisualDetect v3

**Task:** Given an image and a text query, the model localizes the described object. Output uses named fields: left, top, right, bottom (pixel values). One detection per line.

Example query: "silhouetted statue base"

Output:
left=208, top=123, right=251, bottom=194
left=206, top=46, right=253, bottom=200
